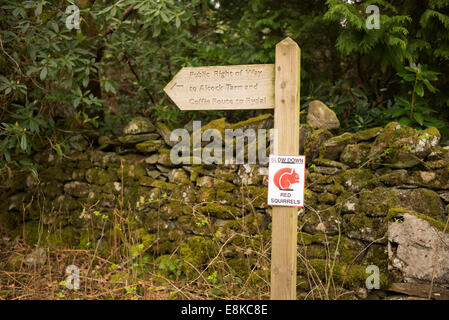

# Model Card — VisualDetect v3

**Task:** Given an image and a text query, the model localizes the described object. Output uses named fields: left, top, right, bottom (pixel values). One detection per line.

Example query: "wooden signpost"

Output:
left=164, top=37, right=301, bottom=300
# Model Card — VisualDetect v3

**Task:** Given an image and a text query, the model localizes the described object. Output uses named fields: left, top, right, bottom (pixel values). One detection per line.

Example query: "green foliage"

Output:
left=384, top=63, right=445, bottom=130
left=1, top=0, right=448, bottom=179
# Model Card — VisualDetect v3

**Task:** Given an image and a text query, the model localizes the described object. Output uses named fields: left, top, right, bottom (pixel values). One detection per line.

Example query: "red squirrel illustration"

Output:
left=273, top=168, right=300, bottom=190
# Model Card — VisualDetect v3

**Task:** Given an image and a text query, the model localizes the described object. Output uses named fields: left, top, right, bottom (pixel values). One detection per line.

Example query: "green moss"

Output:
left=243, top=186, right=267, bottom=208
left=329, top=236, right=366, bottom=265
left=313, top=158, right=348, bottom=169
left=148, top=179, right=177, bottom=191
left=363, top=245, right=388, bottom=270
left=297, top=259, right=389, bottom=290
left=198, top=203, right=241, bottom=219
left=13, top=223, right=79, bottom=248
left=40, top=167, right=71, bottom=182
left=109, top=271, right=133, bottom=284
left=228, top=258, right=252, bottom=277
left=135, top=140, right=164, bottom=153
left=200, top=118, right=229, bottom=135
left=160, top=201, right=184, bottom=219
left=156, top=148, right=174, bottom=166
left=232, top=234, right=245, bottom=246
left=85, top=168, right=116, bottom=185
left=422, top=126, right=441, bottom=139
left=213, top=179, right=235, bottom=192
left=352, top=127, right=382, bottom=141
left=409, top=188, right=445, bottom=220
left=180, top=236, right=216, bottom=275
left=318, top=192, right=337, bottom=205
left=213, top=167, right=236, bottom=182
left=379, top=170, right=408, bottom=186
left=330, top=132, right=354, bottom=143
left=386, top=208, right=449, bottom=234
left=47, top=228, right=78, bottom=248
left=358, top=187, right=399, bottom=217
left=117, top=164, right=145, bottom=180
left=336, top=169, right=379, bottom=192
left=319, top=132, right=354, bottom=160
left=122, top=117, right=156, bottom=135
left=297, top=232, right=314, bottom=245
left=229, top=114, right=272, bottom=130
left=305, top=129, right=333, bottom=160
left=216, top=189, right=238, bottom=206
left=307, top=172, right=334, bottom=185
left=195, top=187, right=215, bottom=203
left=343, top=213, right=387, bottom=242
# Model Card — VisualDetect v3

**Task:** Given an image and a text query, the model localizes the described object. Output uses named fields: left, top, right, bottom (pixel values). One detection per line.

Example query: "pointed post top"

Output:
left=276, top=37, right=299, bottom=49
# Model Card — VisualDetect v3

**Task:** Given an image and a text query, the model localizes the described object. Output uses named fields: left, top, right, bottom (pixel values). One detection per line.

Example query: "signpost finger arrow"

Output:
left=164, top=64, right=275, bottom=110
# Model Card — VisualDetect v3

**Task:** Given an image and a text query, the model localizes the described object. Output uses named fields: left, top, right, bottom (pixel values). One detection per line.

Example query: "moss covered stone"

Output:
left=63, top=181, right=91, bottom=197
left=213, top=178, right=235, bottom=192
left=352, top=127, right=383, bottom=141
left=297, top=259, right=389, bottom=290
left=307, top=172, right=334, bottom=185
left=230, top=113, right=273, bottom=130
left=40, top=167, right=71, bottom=182
left=330, top=236, right=366, bottom=265
left=319, top=132, right=354, bottom=160
left=156, top=148, right=175, bottom=167
left=363, top=244, right=388, bottom=269
left=339, top=143, right=371, bottom=168
left=386, top=208, right=449, bottom=234
left=425, top=146, right=449, bottom=169
left=358, top=187, right=399, bottom=217
left=180, top=236, right=216, bottom=275
left=313, top=158, right=348, bottom=169
left=343, top=213, right=387, bottom=243
left=52, top=195, right=81, bottom=213
left=318, top=192, right=337, bottom=205
left=300, top=205, right=340, bottom=235
left=197, top=187, right=216, bottom=202
left=170, top=184, right=196, bottom=204
left=214, top=166, right=237, bottom=181
left=12, top=222, right=79, bottom=248
left=243, top=186, right=268, bottom=209
left=123, top=117, right=156, bottom=135
left=305, top=129, right=333, bottom=160
left=216, top=189, right=238, bottom=206
left=159, top=201, right=184, bottom=219
left=118, top=133, right=160, bottom=145
left=168, top=169, right=189, bottom=184
left=155, top=122, right=176, bottom=147
left=198, top=203, right=242, bottom=219
left=135, top=140, right=164, bottom=153
left=147, top=179, right=177, bottom=191
left=85, top=168, right=117, bottom=185
left=369, top=123, right=440, bottom=168
left=117, top=164, right=145, bottom=181
left=297, top=232, right=326, bottom=246
left=379, top=170, right=408, bottom=186
left=336, top=169, right=378, bottom=192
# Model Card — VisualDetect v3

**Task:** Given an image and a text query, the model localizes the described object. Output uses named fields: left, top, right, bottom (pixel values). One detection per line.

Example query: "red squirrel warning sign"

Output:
left=268, top=155, right=306, bottom=207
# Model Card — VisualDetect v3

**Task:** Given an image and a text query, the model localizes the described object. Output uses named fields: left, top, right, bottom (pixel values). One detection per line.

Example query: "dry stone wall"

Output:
left=2, top=109, right=449, bottom=299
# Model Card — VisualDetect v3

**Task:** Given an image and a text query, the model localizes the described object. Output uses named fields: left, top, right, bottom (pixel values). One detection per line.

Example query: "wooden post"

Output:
left=271, top=37, right=301, bottom=300
left=164, top=37, right=301, bottom=300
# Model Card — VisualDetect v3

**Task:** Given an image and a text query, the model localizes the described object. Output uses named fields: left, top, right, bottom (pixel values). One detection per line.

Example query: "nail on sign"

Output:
left=164, top=64, right=275, bottom=110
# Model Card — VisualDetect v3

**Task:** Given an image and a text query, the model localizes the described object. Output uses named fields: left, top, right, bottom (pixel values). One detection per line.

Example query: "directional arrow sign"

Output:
left=164, top=64, right=275, bottom=110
